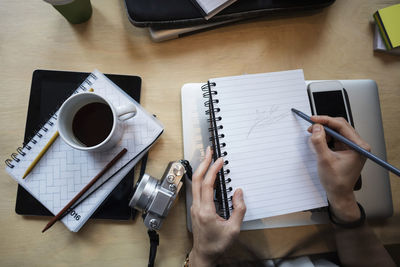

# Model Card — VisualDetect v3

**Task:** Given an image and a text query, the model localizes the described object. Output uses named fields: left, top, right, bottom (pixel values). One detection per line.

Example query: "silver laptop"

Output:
left=181, top=80, right=393, bottom=231
left=149, top=19, right=241, bottom=42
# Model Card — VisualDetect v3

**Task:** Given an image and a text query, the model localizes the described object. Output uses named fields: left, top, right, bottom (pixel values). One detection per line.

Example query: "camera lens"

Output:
left=129, top=174, right=158, bottom=212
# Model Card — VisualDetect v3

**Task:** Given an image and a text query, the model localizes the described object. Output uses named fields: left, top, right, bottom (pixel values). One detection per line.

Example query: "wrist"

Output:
left=328, top=201, right=366, bottom=228
left=189, top=249, right=215, bottom=267
left=327, top=193, right=360, bottom=223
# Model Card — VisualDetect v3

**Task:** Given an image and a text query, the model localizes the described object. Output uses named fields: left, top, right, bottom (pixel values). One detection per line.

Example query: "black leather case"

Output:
left=124, top=0, right=335, bottom=28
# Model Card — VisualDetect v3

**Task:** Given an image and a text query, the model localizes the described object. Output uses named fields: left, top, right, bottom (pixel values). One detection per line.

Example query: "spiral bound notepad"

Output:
left=5, top=70, right=163, bottom=232
left=182, top=70, right=327, bottom=222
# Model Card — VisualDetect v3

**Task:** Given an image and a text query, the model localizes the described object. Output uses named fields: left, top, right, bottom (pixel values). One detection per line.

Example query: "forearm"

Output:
left=334, top=224, right=395, bottom=267
left=188, top=250, right=215, bottom=267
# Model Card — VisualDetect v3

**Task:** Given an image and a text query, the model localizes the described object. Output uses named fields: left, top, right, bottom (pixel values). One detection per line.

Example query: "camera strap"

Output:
left=147, top=229, right=159, bottom=267
left=138, top=152, right=159, bottom=267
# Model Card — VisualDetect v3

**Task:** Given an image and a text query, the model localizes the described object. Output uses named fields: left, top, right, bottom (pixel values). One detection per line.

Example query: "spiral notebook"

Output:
left=5, top=70, right=164, bottom=232
left=182, top=69, right=327, bottom=222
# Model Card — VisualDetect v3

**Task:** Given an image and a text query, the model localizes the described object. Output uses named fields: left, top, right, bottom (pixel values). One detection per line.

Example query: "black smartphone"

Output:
left=307, top=81, right=361, bottom=190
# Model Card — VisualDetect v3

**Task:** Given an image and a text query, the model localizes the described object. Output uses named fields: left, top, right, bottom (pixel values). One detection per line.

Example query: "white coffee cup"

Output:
left=58, top=92, right=136, bottom=152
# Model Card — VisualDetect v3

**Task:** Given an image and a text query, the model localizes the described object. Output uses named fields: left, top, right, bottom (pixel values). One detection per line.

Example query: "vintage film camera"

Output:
left=129, top=160, right=191, bottom=230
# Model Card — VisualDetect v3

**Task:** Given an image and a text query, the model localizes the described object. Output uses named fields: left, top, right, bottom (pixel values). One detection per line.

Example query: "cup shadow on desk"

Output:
left=67, top=6, right=114, bottom=40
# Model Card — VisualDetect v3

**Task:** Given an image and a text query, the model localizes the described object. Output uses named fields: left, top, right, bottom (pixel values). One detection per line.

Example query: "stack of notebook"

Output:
left=5, top=70, right=164, bottom=232
left=373, top=4, right=400, bottom=55
left=123, top=0, right=335, bottom=42
left=190, top=0, right=236, bottom=19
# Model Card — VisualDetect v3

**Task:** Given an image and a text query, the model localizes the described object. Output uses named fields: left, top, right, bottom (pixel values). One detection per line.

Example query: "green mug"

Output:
left=44, top=0, right=92, bottom=24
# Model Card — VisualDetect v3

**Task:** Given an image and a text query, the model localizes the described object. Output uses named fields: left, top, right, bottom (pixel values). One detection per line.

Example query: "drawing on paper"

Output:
left=247, top=105, right=288, bottom=138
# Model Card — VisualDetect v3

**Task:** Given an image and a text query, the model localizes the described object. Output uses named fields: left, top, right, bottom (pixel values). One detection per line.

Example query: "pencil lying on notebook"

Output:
left=23, top=88, right=95, bottom=179
left=42, top=148, right=127, bottom=233
left=291, top=108, right=400, bottom=177
left=22, top=131, right=59, bottom=179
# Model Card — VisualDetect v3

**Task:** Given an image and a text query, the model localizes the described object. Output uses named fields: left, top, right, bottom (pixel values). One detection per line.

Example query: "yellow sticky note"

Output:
left=377, top=4, right=400, bottom=49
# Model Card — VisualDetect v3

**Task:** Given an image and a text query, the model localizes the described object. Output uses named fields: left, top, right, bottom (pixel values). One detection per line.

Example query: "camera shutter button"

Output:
left=173, top=164, right=184, bottom=176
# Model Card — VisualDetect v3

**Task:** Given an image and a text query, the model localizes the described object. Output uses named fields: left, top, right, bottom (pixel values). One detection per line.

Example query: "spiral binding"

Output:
left=4, top=73, right=98, bottom=169
left=202, top=81, right=234, bottom=219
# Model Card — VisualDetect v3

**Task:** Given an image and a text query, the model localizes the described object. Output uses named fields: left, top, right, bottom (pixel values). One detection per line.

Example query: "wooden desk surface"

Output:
left=0, top=0, right=399, bottom=266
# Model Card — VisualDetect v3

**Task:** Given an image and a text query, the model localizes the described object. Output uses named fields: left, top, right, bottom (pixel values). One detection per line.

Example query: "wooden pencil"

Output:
left=23, top=88, right=95, bottom=179
left=22, top=131, right=59, bottom=179
left=42, top=148, right=127, bottom=233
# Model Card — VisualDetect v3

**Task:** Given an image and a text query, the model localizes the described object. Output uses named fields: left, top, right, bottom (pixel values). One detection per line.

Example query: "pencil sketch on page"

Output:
left=247, top=105, right=288, bottom=138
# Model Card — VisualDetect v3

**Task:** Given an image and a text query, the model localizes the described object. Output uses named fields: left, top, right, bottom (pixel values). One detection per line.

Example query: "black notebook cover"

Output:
left=15, top=70, right=141, bottom=220
left=124, top=0, right=335, bottom=27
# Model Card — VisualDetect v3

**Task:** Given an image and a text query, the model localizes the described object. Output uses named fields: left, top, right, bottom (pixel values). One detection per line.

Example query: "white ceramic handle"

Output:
left=116, top=103, right=137, bottom=121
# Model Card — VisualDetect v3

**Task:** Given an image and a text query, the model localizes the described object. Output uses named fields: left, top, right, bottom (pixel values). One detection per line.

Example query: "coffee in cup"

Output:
left=58, top=92, right=136, bottom=152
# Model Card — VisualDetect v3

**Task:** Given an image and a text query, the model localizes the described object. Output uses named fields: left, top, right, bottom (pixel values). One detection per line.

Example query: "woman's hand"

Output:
left=189, top=147, right=246, bottom=267
left=309, top=116, right=370, bottom=222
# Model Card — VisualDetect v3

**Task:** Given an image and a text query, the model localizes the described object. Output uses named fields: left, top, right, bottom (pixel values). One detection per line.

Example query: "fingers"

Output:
left=201, top=157, right=224, bottom=207
left=311, top=116, right=370, bottom=150
left=310, top=124, right=332, bottom=161
left=311, top=116, right=357, bottom=143
left=228, top=189, right=246, bottom=230
left=192, top=147, right=213, bottom=205
left=308, top=125, right=332, bottom=143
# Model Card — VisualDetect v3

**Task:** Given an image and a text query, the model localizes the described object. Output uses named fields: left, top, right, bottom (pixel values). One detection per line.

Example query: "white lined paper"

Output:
left=210, top=70, right=327, bottom=221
